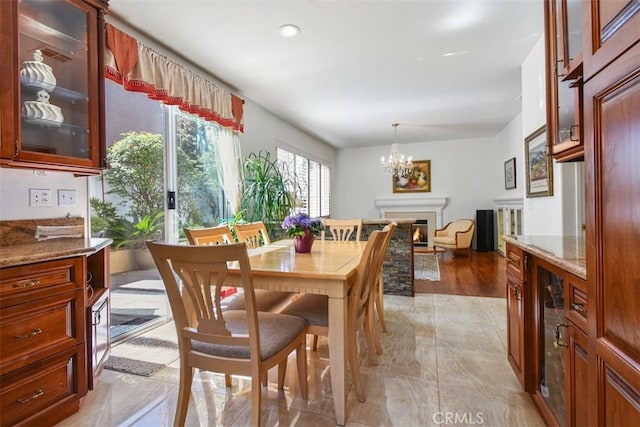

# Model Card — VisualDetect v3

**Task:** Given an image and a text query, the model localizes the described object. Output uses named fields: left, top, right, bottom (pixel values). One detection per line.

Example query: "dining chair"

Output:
left=184, top=224, right=292, bottom=312
left=322, top=218, right=363, bottom=241
left=371, top=222, right=397, bottom=355
left=308, top=217, right=364, bottom=351
left=279, top=229, right=388, bottom=402
left=184, top=225, right=234, bottom=246
left=147, top=241, right=308, bottom=427
left=234, top=221, right=271, bottom=248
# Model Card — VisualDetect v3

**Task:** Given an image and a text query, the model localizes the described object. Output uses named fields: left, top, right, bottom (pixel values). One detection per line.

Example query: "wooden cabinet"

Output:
left=505, top=243, right=533, bottom=392
left=565, top=321, right=588, bottom=427
left=86, top=246, right=111, bottom=389
left=584, top=35, right=640, bottom=426
left=583, top=0, right=640, bottom=81
left=0, top=257, right=87, bottom=426
left=0, top=0, right=108, bottom=175
left=506, top=273, right=525, bottom=386
left=544, top=0, right=585, bottom=161
left=528, top=256, right=591, bottom=427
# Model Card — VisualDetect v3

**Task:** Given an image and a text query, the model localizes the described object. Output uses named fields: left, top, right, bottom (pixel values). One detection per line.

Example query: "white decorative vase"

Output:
left=22, top=90, right=64, bottom=126
left=20, top=49, right=57, bottom=92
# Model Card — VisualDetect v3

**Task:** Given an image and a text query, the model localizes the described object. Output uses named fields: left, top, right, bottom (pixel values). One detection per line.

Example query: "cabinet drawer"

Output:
left=566, top=275, right=588, bottom=331
left=506, top=244, right=525, bottom=280
left=0, top=289, right=85, bottom=373
left=0, top=345, right=86, bottom=427
left=0, top=258, right=84, bottom=308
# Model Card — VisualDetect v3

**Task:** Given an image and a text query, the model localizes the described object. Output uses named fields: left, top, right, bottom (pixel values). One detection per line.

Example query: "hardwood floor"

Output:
left=414, top=249, right=506, bottom=298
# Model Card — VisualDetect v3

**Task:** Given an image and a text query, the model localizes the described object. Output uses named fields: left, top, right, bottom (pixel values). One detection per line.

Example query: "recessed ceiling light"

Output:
left=279, top=24, right=300, bottom=38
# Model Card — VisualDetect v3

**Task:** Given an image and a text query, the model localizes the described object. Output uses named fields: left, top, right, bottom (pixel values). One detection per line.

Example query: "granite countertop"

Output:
left=0, top=238, right=112, bottom=268
left=503, top=235, right=586, bottom=279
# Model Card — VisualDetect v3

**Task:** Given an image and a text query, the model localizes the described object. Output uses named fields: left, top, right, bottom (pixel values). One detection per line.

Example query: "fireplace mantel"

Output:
left=374, top=195, right=448, bottom=228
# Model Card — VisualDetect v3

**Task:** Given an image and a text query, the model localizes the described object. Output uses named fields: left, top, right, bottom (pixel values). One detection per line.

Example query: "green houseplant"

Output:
left=240, top=150, right=297, bottom=238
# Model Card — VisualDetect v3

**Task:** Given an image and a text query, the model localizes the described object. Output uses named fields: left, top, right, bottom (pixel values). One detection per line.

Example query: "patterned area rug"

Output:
left=105, top=321, right=179, bottom=377
left=414, top=253, right=441, bottom=281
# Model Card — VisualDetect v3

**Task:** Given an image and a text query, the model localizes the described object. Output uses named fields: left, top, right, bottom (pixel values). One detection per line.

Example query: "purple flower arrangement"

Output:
left=281, top=213, right=323, bottom=238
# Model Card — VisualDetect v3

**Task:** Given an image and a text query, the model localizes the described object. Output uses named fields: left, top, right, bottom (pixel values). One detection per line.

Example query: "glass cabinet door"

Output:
left=1, top=0, right=104, bottom=172
left=538, top=264, right=567, bottom=426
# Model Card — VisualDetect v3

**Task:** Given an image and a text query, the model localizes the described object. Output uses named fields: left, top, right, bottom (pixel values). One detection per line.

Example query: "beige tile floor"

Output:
left=57, top=294, right=544, bottom=427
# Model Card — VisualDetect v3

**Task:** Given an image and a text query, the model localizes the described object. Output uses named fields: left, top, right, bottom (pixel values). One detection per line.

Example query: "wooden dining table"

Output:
left=226, top=239, right=367, bottom=425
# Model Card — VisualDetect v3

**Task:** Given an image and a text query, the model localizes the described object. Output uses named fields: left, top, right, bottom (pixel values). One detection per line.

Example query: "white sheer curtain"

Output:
left=212, top=126, right=243, bottom=215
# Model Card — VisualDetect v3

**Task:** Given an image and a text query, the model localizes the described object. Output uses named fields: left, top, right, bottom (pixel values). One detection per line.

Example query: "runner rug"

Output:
left=414, top=253, right=441, bottom=281
left=105, top=321, right=179, bottom=377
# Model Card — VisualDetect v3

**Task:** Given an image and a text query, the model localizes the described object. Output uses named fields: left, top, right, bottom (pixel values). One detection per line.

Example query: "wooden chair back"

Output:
left=323, top=218, right=363, bottom=241
left=234, top=222, right=271, bottom=248
left=184, top=225, right=234, bottom=246
left=147, top=241, right=307, bottom=425
left=371, top=222, right=397, bottom=347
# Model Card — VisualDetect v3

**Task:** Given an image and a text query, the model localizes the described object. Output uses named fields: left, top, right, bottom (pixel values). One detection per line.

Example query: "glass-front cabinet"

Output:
left=544, top=0, right=584, bottom=162
left=0, top=0, right=108, bottom=174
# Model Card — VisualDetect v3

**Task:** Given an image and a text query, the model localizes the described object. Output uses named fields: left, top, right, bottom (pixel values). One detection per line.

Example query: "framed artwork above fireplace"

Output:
left=392, top=160, right=431, bottom=193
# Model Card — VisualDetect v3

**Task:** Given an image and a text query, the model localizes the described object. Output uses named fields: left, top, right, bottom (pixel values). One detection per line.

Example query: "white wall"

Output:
left=333, top=136, right=500, bottom=223
left=496, top=113, right=524, bottom=199
left=520, top=35, right=563, bottom=235
left=241, top=100, right=336, bottom=166
left=0, top=168, right=88, bottom=221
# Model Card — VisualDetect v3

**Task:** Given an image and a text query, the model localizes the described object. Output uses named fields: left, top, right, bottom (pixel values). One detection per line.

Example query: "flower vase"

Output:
left=294, top=229, right=314, bottom=253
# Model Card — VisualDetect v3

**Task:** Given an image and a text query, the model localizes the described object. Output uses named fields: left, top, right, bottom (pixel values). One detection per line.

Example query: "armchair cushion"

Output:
left=432, top=219, right=475, bottom=256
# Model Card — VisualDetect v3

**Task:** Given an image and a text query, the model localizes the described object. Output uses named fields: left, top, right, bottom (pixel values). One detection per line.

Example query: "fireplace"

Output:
left=411, top=220, right=429, bottom=246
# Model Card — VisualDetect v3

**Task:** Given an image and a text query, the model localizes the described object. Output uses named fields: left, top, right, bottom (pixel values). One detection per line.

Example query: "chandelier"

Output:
left=380, top=123, right=413, bottom=177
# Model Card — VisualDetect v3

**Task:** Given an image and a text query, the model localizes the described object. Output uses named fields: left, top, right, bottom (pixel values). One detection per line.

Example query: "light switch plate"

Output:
left=29, top=188, right=53, bottom=207
left=58, top=189, right=77, bottom=206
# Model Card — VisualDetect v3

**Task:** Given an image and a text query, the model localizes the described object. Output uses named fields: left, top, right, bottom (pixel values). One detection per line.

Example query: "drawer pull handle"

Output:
left=13, top=279, right=40, bottom=288
left=14, top=328, right=42, bottom=340
left=571, top=302, right=586, bottom=314
left=17, top=389, right=44, bottom=404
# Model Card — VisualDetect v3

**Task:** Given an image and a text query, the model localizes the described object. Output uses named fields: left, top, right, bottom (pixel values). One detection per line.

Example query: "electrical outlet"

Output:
left=58, top=189, right=77, bottom=206
left=29, top=189, right=53, bottom=207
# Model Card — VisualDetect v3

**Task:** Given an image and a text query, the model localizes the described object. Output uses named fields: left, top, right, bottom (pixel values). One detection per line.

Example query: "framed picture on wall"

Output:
left=392, top=160, right=431, bottom=193
left=525, top=125, right=553, bottom=197
left=504, top=157, right=516, bottom=189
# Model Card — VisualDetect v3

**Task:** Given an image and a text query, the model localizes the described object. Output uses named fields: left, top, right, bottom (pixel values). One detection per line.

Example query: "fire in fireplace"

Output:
left=411, top=220, right=429, bottom=246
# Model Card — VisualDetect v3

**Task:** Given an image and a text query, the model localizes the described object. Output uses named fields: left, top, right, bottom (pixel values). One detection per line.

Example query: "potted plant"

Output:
left=240, top=150, right=297, bottom=239
left=91, top=131, right=199, bottom=271
left=281, top=213, right=323, bottom=253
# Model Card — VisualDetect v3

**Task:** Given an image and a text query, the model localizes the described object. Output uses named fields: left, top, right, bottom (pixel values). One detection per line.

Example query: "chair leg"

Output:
left=348, top=326, right=366, bottom=403
left=175, top=363, right=193, bottom=427
left=224, top=374, right=232, bottom=388
left=376, top=275, right=387, bottom=333
left=261, top=371, right=268, bottom=387
left=311, top=334, right=319, bottom=352
left=296, top=341, right=308, bottom=400
left=277, top=360, right=287, bottom=390
left=364, top=309, right=379, bottom=366
left=251, top=374, right=262, bottom=427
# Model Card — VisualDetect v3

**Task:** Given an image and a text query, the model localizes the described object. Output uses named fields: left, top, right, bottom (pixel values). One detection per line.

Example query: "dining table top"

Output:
left=234, top=239, right=367, bottom=279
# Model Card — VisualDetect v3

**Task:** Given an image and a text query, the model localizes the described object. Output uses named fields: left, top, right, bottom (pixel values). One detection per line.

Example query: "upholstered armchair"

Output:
left=432, top=219, right=475, bottom=257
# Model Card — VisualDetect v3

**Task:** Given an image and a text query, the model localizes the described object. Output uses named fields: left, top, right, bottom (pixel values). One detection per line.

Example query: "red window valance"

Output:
left=104, top=24, right=244, bottom=132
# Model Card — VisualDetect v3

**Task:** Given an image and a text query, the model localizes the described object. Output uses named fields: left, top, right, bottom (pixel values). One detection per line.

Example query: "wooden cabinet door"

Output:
left=566, top=323, right=589, bottom=427
left=583, top=0, right=640, bottom=80
left=507, top=273, right=525, bottom=387
left=584, top=41, right=640, bottom=426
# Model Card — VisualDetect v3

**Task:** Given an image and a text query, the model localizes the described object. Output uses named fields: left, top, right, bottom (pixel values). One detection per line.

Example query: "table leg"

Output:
left=328, top=294, right=348, bottom=425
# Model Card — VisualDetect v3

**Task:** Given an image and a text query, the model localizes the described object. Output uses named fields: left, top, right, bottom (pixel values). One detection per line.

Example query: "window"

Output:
left=277, top=148, right=331, bottom=217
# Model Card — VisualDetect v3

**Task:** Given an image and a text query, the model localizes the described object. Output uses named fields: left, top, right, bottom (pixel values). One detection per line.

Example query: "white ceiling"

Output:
left=109, top=0, right=543, bottom=149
